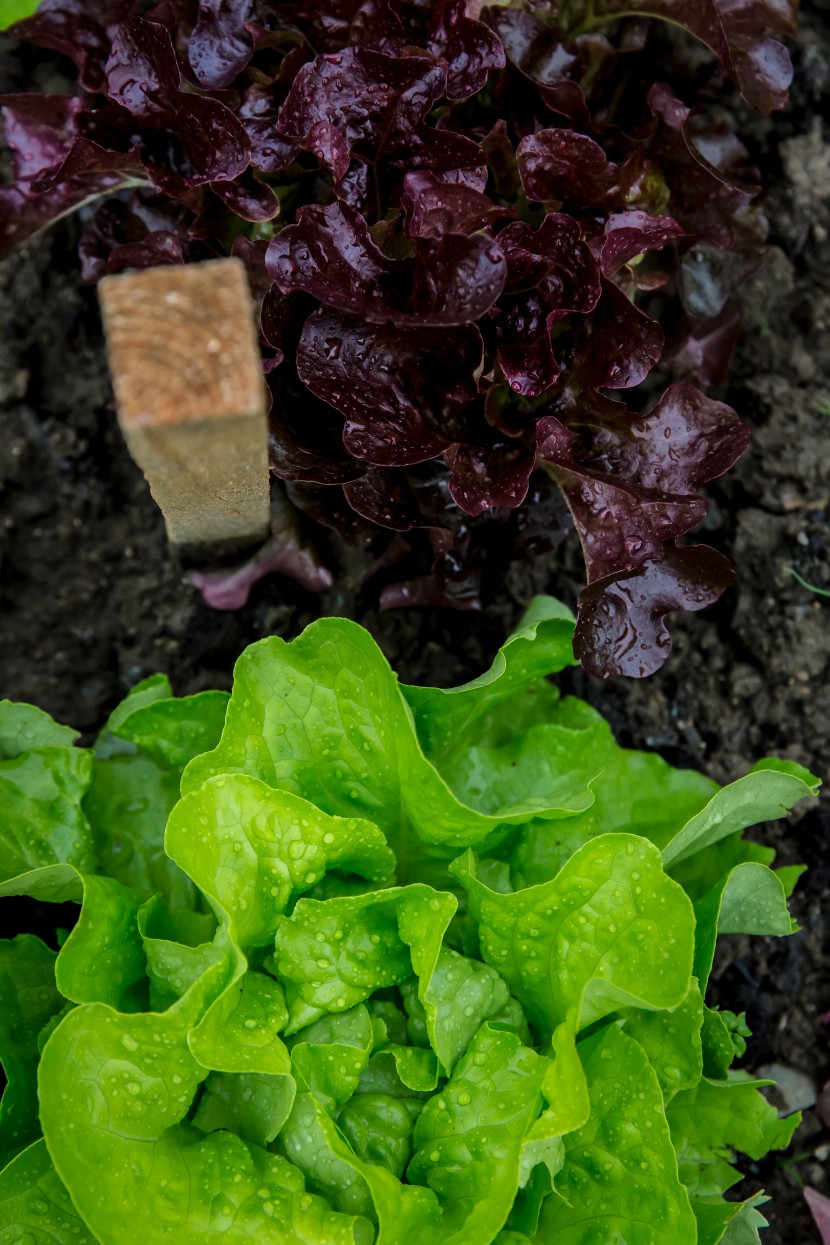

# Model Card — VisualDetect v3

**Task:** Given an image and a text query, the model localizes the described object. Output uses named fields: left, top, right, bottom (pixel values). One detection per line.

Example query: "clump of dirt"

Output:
left=1, top=8, right=828, bottom=1240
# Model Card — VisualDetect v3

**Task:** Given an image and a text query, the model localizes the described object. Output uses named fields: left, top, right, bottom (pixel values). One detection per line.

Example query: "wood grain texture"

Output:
left=99, top=257, right=270, bottom=550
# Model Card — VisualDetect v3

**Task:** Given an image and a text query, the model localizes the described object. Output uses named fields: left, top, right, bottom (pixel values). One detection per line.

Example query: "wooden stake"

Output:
left=99, top=257, right=270, bottom=553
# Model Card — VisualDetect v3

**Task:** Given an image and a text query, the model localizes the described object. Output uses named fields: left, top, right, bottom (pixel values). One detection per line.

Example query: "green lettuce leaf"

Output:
left=619, top=983, right=705, bottom=1102
left=0, top=937, right=62, bottom=1167
left=694, top=862, right=798, bottom=988
left=138, top=893, right=221, bottom=1009
left=182, top=614, right=597, bottom=868
left=0, top=744, right=94, bottom=882
left=113, top=690, right=230, bottom=770
left=402, top=597, right=576, bottom=760
left=339, top=1093, right=423, bottom=1180
left=193, top=1070, right=296, bottom=1147
left=38, top=935, right=371, bottom=1244
left=0, top=701, right=78, bottom=758
left=668, top=1075, right=799, bottom=1198
left=54, top=873, right=147, bottom=1010
left=662, top=760, right=819, bottom=867
left=273, top=885, right=456, bottom=1034
left=510, top=705, right=717, bottom=888
left=452, top=833, right=695, bottom=1035
left=538, top=1024, right=697, bottom=1243
left=1, top=864, right=149, bottom=1014
left=84, top=686, right=229, bottom=910
left=692, top=1190, right=770, bottom=1245
left=165, top=774, right=395, bottom=950
left=0, top=602, right=815, bottom=1241
left=0, top=1139, right=97, bottom=1243
left=408, top=1023, right=547, bottom=1243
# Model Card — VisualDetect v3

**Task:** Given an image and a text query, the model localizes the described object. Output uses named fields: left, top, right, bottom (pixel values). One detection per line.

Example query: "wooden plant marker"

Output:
left=99, top=256, right=270, bottom=553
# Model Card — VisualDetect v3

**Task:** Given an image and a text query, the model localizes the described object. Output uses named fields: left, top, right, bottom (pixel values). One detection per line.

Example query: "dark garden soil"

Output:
left=2, top=7, right=829, bottom=1241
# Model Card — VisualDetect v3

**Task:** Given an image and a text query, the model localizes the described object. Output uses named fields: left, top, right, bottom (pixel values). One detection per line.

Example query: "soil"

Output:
left=1, top=7, right=829, bottom=1241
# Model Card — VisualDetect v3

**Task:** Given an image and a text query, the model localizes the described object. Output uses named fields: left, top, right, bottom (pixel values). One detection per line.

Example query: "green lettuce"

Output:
left=0, top=602, right=818, bottom=1244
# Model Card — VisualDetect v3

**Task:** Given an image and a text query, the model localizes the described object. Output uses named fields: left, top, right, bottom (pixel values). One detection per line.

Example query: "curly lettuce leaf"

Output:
left=453, top=833, right=695, bottom=1035
left=192, top=1069, right=296, bottom=1148
left=4, top=0, right=790, bottom=678
left=38, top=935, right=370, bottom=1244
left=407, top=1023, right=547, bottom=1243
left=289, top=1005, right=376, bottom=1112
left=53, top=873, right=147, bottom=1010
left=619, top=983, right=705, bottom=1102
left=273, top=885, right=456, bottom=1034
left=693, top=1190, right=770, bottom=1245
left=138, top=893, right=221, bottom=1010
left=510, top=701, right=717, bottom=888
left=0, top=1139, right=96, bottom=1244
left=112, top=689, right=229, bottom=770
left=182, top=612, right=597, bottom=866
left=166, top=774, right=395, bottom=950
left=0, top=701, right=78, bottom=758
left=574, top=0, right=796, bottom=113
left=693, top=862, right=799, bottom=988
left=402, top=597, right=576, bottom=759
left=668, top=1076, right=799, bottom=1199
left=0, top=742, right=94, bottom=883
left=419, top=946, right=510, bottom=1074
left=0, top=604, right=815, bottom=1240
left=538, top=1024, right=697, bottom=1242
left=662, top=759, right=819, bottom=866
left=84, top=685, right=229, bottom=910
left=0, top=938, right=62, bottom=1167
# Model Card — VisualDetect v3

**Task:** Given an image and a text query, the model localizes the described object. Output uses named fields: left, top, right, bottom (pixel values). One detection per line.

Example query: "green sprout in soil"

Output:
left=786, top=567, right=830, bottom=597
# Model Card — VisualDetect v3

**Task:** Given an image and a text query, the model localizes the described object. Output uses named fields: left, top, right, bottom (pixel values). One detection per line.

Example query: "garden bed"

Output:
left=1, top=5, right=829, bottom=1240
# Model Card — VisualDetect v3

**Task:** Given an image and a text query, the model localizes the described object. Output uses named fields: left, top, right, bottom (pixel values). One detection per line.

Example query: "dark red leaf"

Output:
left=594, top=210, right=685, bottom=276
left=538, top=380, right=748, bottom=580
left=237, top=84, right=298, bottom=174
left=274, top=46, right=485, bottom=200
left=192, top=488, right=334, bottom=608
left=9, top=0, right=137, bottom=92
left=296, top=307, right=483, bottom=465
left=188, top=0, right=258, bottom=90
left=211, top=170, right=279, bottom=221
left=344, top=468, right=426, bottom=531
left=380, top=574, right=482, bottom=611
left=268, top=369, right=366, bottom=485
left=584, top=0, right=796, bottom=113
left=648, top=84, right=760, bottom=248
left=427, top=0, right=505, bottom=99
left=538, top=417, right=705, bottom=581
left=666, top=301, right=743, bottom=387
left=401, top=170, right=512, bottom=239
left=518, top=126, right=674, bottom=218
left=0, top=95, right=144, bottom=260
left=266, top=200, right=506, bottom=326
left=572, top=277, right=664, bottom=389
left=106, top=17, right=251, bottom=183
left=103, top=229, right=185, bottom=273
left=577, top=381, right=750, bottom=496
left=295, top=0, right=404, bottom=54
left=78, top=195, right=188, bottom=281
left=494, top=214, right=602, bottom=397
left=518, top=129, right=618, bottom=206
left=446, top=438, right=536, bottom=515
left=573, top=543, right=736, bottom=678
left=485, top=7, right=591, bottom=124
left=3, top=0, right=782, bottom=675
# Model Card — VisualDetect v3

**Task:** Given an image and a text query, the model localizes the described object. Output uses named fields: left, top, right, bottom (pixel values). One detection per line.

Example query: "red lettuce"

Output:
left=1, top=0, right=795, bottom=676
